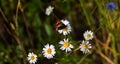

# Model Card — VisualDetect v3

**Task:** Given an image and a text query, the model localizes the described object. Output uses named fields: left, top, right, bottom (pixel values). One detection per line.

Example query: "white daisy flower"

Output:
left=83, top=30, right=93, bottom=40
left=61, top=19, right=70, bottom=25
left=45, top=6, right=54, bottom=16
left=42, top=43, right=56, bottom=59
left=79, top=41, right=92, bottom=54
left=27, top=52, right=37, bottom=64
left=59, top=38, right=74, bottom=52
left=58, top=24, right=71, bottom=35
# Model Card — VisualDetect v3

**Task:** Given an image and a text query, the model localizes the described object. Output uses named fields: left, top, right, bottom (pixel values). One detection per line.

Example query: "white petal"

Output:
left=86, top=41, right=89, bottom=44
left=70, top=44, right=74, bottom=48
left=58, top=30, right=63, bottom=33
left=66, top=48, right=71, bottom=52
left=28, top=53, right=31, bottom=56
left=50, top=45, right=54, bottom=49
left=88, top=45, right=92, bottom=48
left=60, top=46, right=65, bottom=50
left=45, top=44, right=49, bottom=48
left=59, top=41, right=64, bottom=44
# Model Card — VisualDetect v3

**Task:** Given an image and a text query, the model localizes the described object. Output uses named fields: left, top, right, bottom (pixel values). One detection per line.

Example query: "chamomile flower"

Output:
left=79, top=41, right=92, bottom=54
left=59, top=38, right=74, bottom=52
left=42, top=44, right=56, bottom=59
left=27, top=52, right=37, bottom=64
left=45, top=6, right=54, bottom=16
left=83, top=30, right=93, bottom=40
left=58, top=24, right=71, bottom=35
left=61, top=19, right=70, bottom=25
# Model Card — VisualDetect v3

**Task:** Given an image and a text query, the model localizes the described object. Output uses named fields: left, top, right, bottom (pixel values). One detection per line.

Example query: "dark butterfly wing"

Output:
left=57, top=24, right=67, bottom=30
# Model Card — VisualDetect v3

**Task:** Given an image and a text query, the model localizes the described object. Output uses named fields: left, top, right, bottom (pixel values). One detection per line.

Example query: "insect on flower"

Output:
left=55, top=19, right=71, bottom=35
left=55, top=20, right=67, bottom=31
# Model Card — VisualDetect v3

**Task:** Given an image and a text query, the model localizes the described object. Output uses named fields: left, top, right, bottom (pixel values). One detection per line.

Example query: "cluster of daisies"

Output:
left=27, top=5, right=94, bottom=64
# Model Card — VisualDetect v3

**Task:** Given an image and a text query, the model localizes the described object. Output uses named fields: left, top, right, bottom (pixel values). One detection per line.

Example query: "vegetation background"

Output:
left=0, top=0, right=120, bottom=64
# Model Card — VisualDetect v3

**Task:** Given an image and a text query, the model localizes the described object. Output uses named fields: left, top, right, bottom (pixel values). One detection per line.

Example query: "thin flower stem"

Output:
left=15, top=0, right=21, bottom=28
left=66, top=47, right=79, bottom=56
left=76, top=52, right=91, bottom=64
left=0, top=8, right=12, bottom=35
left=52, top=13, right=59, bottom=20
left=94, top=46, right=114, bottom=64
left=73, top=47, right=80, bottom=52
left=65, top=40, right=83, bottom=56
left=0, top=8, right=8, bottom=22
left=95, top=12, right=119, bottom=33
left=21, top=11, right=33, bottom=48
left=94, top=35, right=116, bottom=55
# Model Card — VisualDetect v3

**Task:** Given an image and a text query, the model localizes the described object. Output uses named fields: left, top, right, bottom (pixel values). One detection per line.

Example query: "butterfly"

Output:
left=55, top=20, right=67, bottom=31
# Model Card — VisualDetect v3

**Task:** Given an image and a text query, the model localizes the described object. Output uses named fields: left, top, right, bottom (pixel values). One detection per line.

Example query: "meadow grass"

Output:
left=0, top=0, right=120, bottom=64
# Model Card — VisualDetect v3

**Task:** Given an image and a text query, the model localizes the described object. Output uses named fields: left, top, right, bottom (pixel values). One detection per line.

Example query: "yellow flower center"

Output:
left=62, top=27, right=67, bottom=31
left=47, top=48, right=52, bottom=54
left=30, top=55, right=35, bottom=60
left=83, top=43, right=88, bottom=49
left=63, top=42, right=70, bottom=48
left=48, top=9, right=51, bottom=12
left=87, top=34, right=91, bottom=38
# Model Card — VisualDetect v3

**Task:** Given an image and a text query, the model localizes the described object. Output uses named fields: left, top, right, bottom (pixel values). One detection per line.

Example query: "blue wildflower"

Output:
left=106, top=2, right=116, bottom=10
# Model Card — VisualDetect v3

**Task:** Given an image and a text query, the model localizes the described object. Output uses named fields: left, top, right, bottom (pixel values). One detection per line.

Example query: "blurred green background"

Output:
left=0, top=0, right=120, bottom=64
